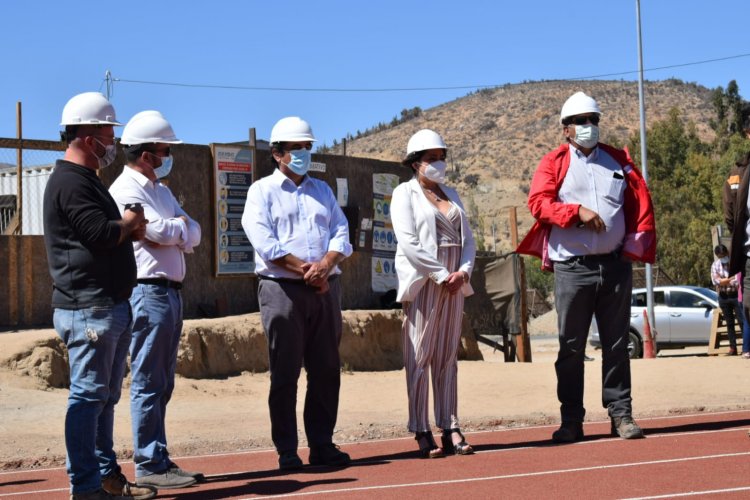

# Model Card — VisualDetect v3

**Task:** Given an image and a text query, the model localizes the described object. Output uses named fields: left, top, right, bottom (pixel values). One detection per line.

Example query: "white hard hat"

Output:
left=120, top=110, right=182, bottom=145
left=560, top=91, right=602, bottom=124
left=406, top=129, right=447, bottom=155
left=270, top=116, right=316, bottom=143
left=60, top=92, right=121, bottom=126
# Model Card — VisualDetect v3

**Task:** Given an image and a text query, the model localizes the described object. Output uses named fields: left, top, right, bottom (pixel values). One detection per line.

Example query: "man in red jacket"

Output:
left=517, top=91, right=656, bottom=443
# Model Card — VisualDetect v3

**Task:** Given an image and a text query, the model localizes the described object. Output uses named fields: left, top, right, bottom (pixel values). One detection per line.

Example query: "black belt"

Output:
left=561, top=252, right=620, bottom=264
left=137, top=278, right=183, bottom=290
left=258, top=275, right=339, bottom=285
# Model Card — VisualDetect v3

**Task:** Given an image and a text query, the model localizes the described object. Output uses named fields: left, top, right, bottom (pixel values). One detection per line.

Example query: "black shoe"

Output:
left=441, top=428, right=474, bottom=455
left=611, top=415, right=644, bottom=439
left=278, top=450, right=303, bottom=470
left=552, top=422, right=584, bottom=443
left=168, top=463, right=206, bottom=483
left=136, top=470, right=196, bottom=490
left=309, top=443, right=351, bottom=466
left=415, top=431, right=444, bottom=459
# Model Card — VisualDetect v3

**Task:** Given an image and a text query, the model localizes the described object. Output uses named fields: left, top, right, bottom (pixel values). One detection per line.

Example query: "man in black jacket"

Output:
left=43, top=92, right=153, bottom=500
left=726, top=150, right=750, bottom=358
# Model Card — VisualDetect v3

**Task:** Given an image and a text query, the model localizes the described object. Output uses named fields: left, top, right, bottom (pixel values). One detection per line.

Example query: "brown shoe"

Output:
left=102, top=469, right=157, bottom=500
left=71, top=487, right=128, bottom=499
left=611, top=415, right=645, bottom=439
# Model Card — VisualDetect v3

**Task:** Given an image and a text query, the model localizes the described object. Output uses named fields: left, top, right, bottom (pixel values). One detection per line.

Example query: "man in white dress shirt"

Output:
left=517, top=92, right=656, bottom=443
left=109, top=111, right=203, bottom=489
left=242, top=117, right=352, bottom=470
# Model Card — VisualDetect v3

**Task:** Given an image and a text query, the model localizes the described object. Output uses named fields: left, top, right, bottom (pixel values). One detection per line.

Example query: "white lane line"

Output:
left=2, top=409, right=748, bottom=478
left=0, top=488, right=66, bottom=497
left=243, top=451, right=750, bottom=499
left=622, top=486, right=750, bottom=499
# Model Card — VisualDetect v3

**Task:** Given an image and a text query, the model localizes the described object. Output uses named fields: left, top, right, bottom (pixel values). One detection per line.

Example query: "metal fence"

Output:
left=0, top=139, right=65, bottom=235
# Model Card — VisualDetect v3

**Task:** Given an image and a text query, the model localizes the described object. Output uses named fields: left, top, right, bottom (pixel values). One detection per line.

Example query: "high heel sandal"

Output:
left=415, top=431, right=444, bottom=458
left=441, top=428, right=474, bottom=455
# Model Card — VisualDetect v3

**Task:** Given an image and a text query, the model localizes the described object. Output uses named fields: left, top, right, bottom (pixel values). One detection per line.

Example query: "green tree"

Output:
left=523, top=257, right=554, bottom=298
left=628, top=108, right=721, bottom=285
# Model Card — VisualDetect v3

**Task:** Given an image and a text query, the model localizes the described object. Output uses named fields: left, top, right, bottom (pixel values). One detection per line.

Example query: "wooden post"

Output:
left=509, top=207, right=532, bottom=362
left=342, top=138, right=347, bottom=156
left=23, top=237, right=34, bottom=325
left=8, top=236, right=18, bottom=326
left=16, top=102, right=22, bottom=234
left=248, top=127, right=256, bottom=148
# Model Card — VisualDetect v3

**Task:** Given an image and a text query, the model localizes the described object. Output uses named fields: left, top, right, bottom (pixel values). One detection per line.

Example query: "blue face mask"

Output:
left=284, top=149, right=311, bottom=176
left=153, top=154, right=173, bottom=179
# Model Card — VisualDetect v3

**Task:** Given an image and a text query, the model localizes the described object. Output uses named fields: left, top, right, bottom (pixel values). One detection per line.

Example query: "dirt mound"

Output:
left=178, top=310, right=481, bottom=377
left=0, top=335, right=68, bottom=389
left=1, top=310, right=482, bottom=387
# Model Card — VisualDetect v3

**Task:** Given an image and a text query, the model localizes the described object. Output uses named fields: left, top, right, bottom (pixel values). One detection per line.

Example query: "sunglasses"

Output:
left=569, top=115, right=600, bottom=126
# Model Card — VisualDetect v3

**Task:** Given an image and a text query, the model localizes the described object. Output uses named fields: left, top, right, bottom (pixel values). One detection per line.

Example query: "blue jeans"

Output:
left=718, top=295, right=742, bottom=350
left=129, top=283, right=183, bottom=477
left=53, top=301, right=132, bottom=494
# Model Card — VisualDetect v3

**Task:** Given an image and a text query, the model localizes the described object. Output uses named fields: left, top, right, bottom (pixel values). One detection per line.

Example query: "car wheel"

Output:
left=628, top=330, right=643, bottom=359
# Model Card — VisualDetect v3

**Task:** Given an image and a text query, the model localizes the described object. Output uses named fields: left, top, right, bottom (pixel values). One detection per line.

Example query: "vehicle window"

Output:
left=631, top=291, right=666, bottom=307
left=670, top=291, right=704, bottom=308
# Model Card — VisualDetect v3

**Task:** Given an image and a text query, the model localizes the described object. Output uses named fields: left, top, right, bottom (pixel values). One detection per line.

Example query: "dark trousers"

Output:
left=742, top=261, right=750, bottom=351
left=258, top=277, right=343, bottom=452
left=718, top=294, right=742, bottom=351
left=553, top=258, right=633, bottom=423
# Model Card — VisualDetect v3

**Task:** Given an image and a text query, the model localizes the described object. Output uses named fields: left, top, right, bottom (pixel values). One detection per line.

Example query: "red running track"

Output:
left=1, top=410, right=749, bottom=499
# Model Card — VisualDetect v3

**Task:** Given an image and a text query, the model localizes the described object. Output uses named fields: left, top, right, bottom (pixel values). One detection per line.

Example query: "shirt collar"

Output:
left=271, top=167, right=309, bottom=188
left=124, top=165, right=154, bottom=188
left=569, top=143, right=599, bottom=162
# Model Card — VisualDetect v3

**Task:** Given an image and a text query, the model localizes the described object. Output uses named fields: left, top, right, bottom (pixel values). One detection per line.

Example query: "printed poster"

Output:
left=212, top=145, right=255, bottom=275
left=371, top=173, right=400, bottom=292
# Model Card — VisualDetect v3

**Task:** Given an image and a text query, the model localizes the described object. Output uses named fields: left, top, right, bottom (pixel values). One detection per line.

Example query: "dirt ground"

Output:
left=1, top=316, right=749, bottom=471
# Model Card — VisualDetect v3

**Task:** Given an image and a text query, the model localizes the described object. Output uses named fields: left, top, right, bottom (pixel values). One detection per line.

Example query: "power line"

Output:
left=109, top=52, right=750, bottom=94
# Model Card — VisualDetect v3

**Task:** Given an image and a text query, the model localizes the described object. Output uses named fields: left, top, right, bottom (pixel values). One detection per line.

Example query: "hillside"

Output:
left=333, top=79, right=716, bottom=253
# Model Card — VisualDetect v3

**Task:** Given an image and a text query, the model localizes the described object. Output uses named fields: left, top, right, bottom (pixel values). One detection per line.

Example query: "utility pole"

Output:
left=635, top=0, right=656, bottom=336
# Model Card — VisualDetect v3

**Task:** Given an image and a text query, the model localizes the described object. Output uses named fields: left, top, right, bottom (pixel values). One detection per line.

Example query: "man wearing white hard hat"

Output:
left=517, top=91, right=656, bottom=443
left=241, top=117, right=352, bottom=470
left=43, top=93, right=153, bottom=499
left=109, top=111, right=202, bottom=490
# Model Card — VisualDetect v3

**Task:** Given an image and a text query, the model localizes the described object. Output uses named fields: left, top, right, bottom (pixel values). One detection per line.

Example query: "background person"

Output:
left=109, top=111, right=203, bottom=489
left=726, top=151, right=750, bottom=358
left=43, top=92, right=154, bottom=500
left=517, top=91, right=656, bottom=443
left=711, top=244, right=742, bottom=355
left=241, top=117, right=353, bottom=470
left=391, top=129, right=476, bottom=458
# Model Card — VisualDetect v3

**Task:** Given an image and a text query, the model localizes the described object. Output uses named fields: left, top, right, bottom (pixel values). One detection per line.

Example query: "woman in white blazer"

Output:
left=391, top=129, right=476, bottom=458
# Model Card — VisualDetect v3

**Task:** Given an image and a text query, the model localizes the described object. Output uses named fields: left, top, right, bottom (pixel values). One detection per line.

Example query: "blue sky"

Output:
left=2, top=1, right=748, bottom=149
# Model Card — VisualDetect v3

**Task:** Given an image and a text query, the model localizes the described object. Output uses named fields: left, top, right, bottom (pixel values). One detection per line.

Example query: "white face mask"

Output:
left=153, top=154, right=174, bottom=179
left=419, top=160, right=447, bottom=183
left=573, top=124, right=600, bottom=149
left=93, top=138, right=117, bottom=169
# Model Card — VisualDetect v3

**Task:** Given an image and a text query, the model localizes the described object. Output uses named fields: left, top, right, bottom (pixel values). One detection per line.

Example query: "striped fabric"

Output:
left=402, top=203, right=465, bottom=432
